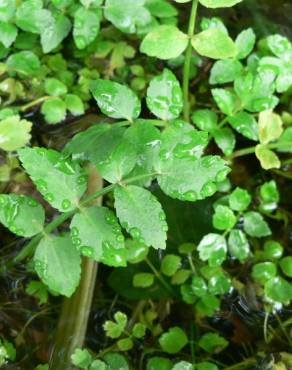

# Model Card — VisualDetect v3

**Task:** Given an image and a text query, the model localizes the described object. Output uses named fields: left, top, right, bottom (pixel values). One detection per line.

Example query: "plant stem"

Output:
left=13, top=172, right=159, bottom=264
left=183, top=0, right=199, bottom=121
left=230, top=142, right=292, bottom=159
left=20, top=96, right=50, bottom=112
left=224, top=358, right=257, bottom=370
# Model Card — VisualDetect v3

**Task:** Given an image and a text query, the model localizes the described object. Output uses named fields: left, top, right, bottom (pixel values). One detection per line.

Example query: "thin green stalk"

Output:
left=224, top=358, right=258, bottom=370
left=183, top=0, right=199, bottom=121
left=230, top=141, right=292, bottom=159
left=20, top=96, right=50, bottom=112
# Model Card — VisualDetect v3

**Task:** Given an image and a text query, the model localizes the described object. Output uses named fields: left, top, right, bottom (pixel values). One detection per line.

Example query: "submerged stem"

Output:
left=183, top=0, right=199, bottom=121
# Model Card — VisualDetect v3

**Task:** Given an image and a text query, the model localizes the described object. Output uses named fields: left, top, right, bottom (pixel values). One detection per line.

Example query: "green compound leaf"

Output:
left=258, top=110, right=283, bottom=145
left=104, top=0, right=151, bottom=34
left=235, top=28, right=256, bottom=59
left=16, top=0, right=43, bottom=33
left=157, top=155, right=230, bottom=201
left=210, top=59, right=243, bottom=85
left=211, top=88, right=238, bottom=116
left=103, top=311, right=127, bottom=339
left=133, top=272, right=155, bottom=288
left=192, top=28, right=237, bottom=60
left=228, top=112, right=259, bottom=141
left=228, top=229, right=250, bottom=262
left=147, top=357, right=173, bottom=370
left=243, top=211, right=271, bottom=237
left=212, top=205, right=236, bottom=230
left=159, top=327, right=188, bottom=354
left=70, top=206, right=126, bottom=266
left=213, top=127, right=236, bottom=156
left=18, top=147, right=87, bottom=212
left=192, top=109, right=218, bottom=132
left=255, top=144, right=281, bottom=170
left=45, top=78, right=68, bottom=97
left=65, top=94, right=85, bottom=116
left=34, top=235, right=81, bottom=297
left=199, top=333, right=228, bottom=353
left=266, top=34, right=292, bottom=60
left=0, top=194, right=45, bottom=237
left=0, top=115, right=32, bottom=151
left=114, top=185, right=167, bottom=249
left=279, top=257, right=292, bottom=278
left=161, top=254, right=182, bottom=276
left=229, top=187, right=251, bottom=212
left=264, top=277, right=292, bottom=305
left=73, top=7, right=101, bottom=49
left=198, top=233, right=227, bottom=266
left=199, top=0, right=242, bottom=7
left=0, top=22, right=17, bottom=48
left=71, top=348, right=92, bottom=369
left=208, top=270, right=231, bottom=295
left=41, top=98, right=67, bottom=124
left=252, top=262, right=277, bottom=284
left=6, top=51, right=40, bottom=76
left=90, top=79, right=141, bottom=121
left=38, top=11, right=71, bottom=53
left=146, top=69, right=183, bottom=121
left=141, top=25, right=188, bottom=60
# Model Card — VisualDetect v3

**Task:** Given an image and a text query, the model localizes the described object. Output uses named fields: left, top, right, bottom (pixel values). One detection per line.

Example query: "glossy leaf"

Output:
left=279, top=257, right=292, bottom=278
left=258, top=110, right=283, bottom=145
left=229, top=187, right=251, bottom=211
left=161, top=254, right=181, bottom=276
left=228, top=112, right=259, bottom=141
left=16, top=0, right=43, bottom=33
left=199, top=0, right=243, bottom=8
left=157, top=155, right=230, bottom=201
left=146, top=69, right=183, bottom=120
left=34, top=235, right=81, bottom=297
left=264, top=277, right=292, bottom=305
left=228, top=229, right=250, bottom=261
left=259, top=180, right=279, bottom=212
left=0, top=22, right=17, bottom=48
left=6, top=51, right=40, bottom=76
left=141, top=25, right=188, bottom=60
left=41, top=98, right=67, bottom=124
left=0, top=194, right=45, bottom=237
left=45, top=78, right=68, bottom=97
left=212, top=205, right=236, bottom=230
left=90, top=79, right=141, bottom=121
left=146, top=357, right=173, bottom=370
left=243, top=211, right=271, bottom=237
left=210, top=59, right=243, bottom=84
left=103, top=311, right=127, bottom=338
left=18, top=147, right=87, bottom=212
left=255, top=144, right=281, bottom=170
left=198, top=233, right=227, bottom=266
left=213, top=128, right=236, bottom=156
left=199, top=333, right=228, bottom=353
left=192, top=28, right=237, bottom=60
left=70, top=206, right=126, bottom=266
left=211, top=89, right=237, bottom=116
left=235, top=28, right=256, bottom=59
left=65, top=94, right=85, bottom=116
left=73, top=7, right=101, bottom=49
left=192, top=109, right=218, bottom=132
left=133, top=272, right=155, bottom=288
left=114, top=185, right=167, bottom=249
left=159, top=327, right=188, bottom=354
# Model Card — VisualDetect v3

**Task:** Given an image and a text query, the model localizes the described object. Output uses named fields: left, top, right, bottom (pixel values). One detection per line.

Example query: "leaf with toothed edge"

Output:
left=18, top=147, right=87, bottom=212
left=114, top=185, right=167, bottom=250
left=34, top=235, right=81, bottom=297
left=0, top=194, right=45, bottom=237
left=156, top=155, right=230, bottom=201
left=70, top=206, right=127, bottom=266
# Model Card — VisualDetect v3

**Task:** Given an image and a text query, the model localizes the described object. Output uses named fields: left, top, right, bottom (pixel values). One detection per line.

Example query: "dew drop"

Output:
left=130, top=227, right=141, bottom=239
left=116, top=234, right=125, bottom=243
left=72, top=237, right=81, bottom=246
left=71, top=227, right=79, bottom=237
left=159, top=212, right=166, bottom=221
left=36, top=179, right=48, bottom=192
left=36, top=148, right=46, bottom=156
left=121, top=221, right=129, bottom=229
left=77, top=175, right=87, bottom=185
left=183, top=191, right=197, bottom=202
left=10, top=225, right=17, bottom=233
left=201, top=182, right=217, bottom=197
left=216, top=168, right=229, bottom=182
left=44, top=193, right=54, bottom=202
left=0, top=195, right=6, bottom=206
left=81, top=246, right=94, bottom=257
left=28, top=198, right=38, bottom=207
left=62, top=199, right=71, bottom=210
left=105, top=213, right=116, bottom=225
left=17, top=228, right=25, bottom=236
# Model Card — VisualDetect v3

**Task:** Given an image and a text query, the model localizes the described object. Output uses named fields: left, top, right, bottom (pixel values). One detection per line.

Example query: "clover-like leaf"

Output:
left=213, top=128, right=236, bottom=156
left=157, top=155, right=230, bottom=201
left=228, top=229, right=250, bottom=262
left=252, top=262, right=277, bottom=284
left=18, top=147, right=87, bottom=212
left=255, top=144, right=281, bottom=170
left=199, top=333, right=228, bottom=353
left=147, top=357, right=173, bottom=370
left=0, top=194, right=45, bottom=237
left=103, top=311, right=127, bottom=338
left=192, top=28, right=237, bottom=60
left=70, top=206, right=126, bottom=266
left=104, top=0, right=151, bottom=34
left=71, top=349, right=92, bottom=369
left=235, top=28, right=256, bottom=60
left=198, top=233, right=227, bottom=266
left=90, top=79, right=141, bottom=121
left=73, top=7, right=101, bottom=49
left=192, top=109, right=218, bottom=132
left=0, top=115, right=32, bottom=151
left=243, top=211, right=271, bottom=237
left=229, top=187, right=251, bottom=211
left=161, top=254, right=181, bottom=276
left=41, top=97, right=67, bottom=124
left=212, top=205, right=236, bottom=230
left=258, top=110, right=283, bottom=145
left=141, top=25, right=188, bottom=60
left=260, top=180, right=279, bottom=212
left=133, top=272, right=155, bottom=288
left=65, top=94, right=85, bottom=116
left=6, top=51, right=40, bottom=76
left=212, top=88, right=237, bottom=116
left=16, top=0, right=43, bottom=33
left=265, top=277, right=292, bottom=305
left=159, top=327, right=188, bottom=354
left=210, top=59, right=243, bottom=84
left=146, top=69, right=183, bottom=121
left=0, top=22, right=17, bottom=48
left=114, top=185, right=167, bottom=249
left=228, top=112, right=259, bottom=141
left=34, top=235, right=81, bottom=297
